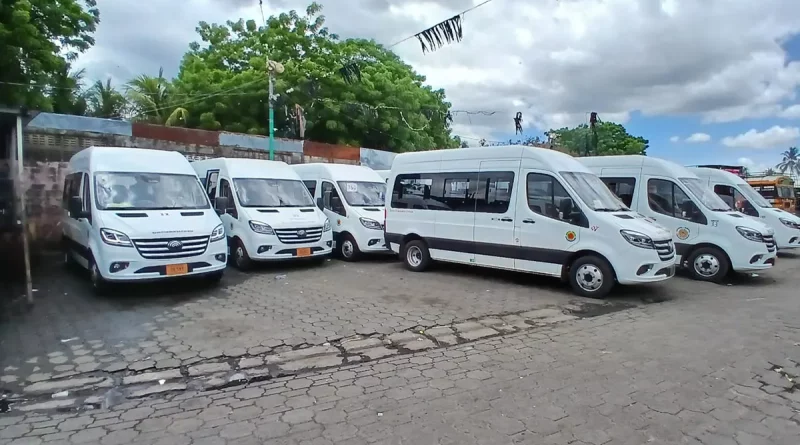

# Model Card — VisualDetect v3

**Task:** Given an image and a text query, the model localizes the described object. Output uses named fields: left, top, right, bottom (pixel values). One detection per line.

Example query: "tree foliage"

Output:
left=172, top=3, right=459, bottom=151
left=126, top=68, right=188, bottom=126
left=0, top=0, right=100, bottom=110
left=776, top=147, right=800, bottom=176
left=548, top=121, right=649, bottom=156
left=86, top=79, right=126, bottom=119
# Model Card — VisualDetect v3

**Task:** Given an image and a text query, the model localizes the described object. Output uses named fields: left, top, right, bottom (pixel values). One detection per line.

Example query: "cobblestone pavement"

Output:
left=1, top=255, right=662, bottom=405
left=0, top=255, right=798, bottom=443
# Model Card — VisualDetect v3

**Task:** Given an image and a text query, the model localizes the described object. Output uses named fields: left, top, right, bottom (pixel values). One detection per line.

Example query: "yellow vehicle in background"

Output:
left=747, top=176, right=796, bottom=213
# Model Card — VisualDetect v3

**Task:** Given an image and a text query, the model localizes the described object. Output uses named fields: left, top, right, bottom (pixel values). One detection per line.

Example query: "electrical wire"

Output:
left=386, top=0, right=496, bottom=49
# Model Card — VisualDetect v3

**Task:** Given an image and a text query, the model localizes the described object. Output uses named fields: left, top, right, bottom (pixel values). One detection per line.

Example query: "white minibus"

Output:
left=192, top=158, right=332, bottom=269
left=374, top=169, right=390, bottom=183
left=61, top=146, right=227, bottom=292
left=384, top=145, right=677, bottom=298
left=690, top=167, right=800, bottom=250
left=293, top=163, right=390, bottom=260
left=580, top=155, right=777, bottom=283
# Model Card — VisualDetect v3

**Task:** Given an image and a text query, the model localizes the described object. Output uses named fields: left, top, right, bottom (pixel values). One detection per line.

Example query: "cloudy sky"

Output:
left=77, top=0, right=800, bottom=171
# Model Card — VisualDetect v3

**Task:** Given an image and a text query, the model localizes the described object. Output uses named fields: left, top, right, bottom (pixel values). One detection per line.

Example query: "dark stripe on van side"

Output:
left=384, top=232, right=569, bottom=265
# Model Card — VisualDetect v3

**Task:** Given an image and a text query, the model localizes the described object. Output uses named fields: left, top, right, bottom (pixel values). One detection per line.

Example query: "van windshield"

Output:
left=735, top=182, right=772, bottom=208
left=233, top=178, right=314, bottom=207
left=337, top=181, right=386, bottom=207
left=679, top=178, right=732, bottom=211
left=560, top=172, right=630, bottom=211
left=95, top=172, right=209, bottom=210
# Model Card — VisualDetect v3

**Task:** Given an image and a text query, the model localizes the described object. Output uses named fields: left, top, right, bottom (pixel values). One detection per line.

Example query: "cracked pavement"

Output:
left=1, top=253, right=799, bottom=443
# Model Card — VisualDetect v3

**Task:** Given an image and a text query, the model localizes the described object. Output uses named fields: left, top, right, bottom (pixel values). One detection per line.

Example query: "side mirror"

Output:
left=214, top=196, right=229, bottom=215
left=69, top=197, right=86, bottom=218
left=316, top=197, right=324, bottom=210
left=331, top=196, right=345, bottom=215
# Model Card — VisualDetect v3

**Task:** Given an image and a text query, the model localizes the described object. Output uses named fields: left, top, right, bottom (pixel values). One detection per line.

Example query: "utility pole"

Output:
left=266, top=58, right=285, bottom=161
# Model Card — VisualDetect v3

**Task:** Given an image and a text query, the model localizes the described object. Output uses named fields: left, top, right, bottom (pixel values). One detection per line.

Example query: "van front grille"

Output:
left=274, top=227, right=323, bottom=244
left=654, top=239, right=675, bottom=261
left=132, top=235, right=210, bottom=259
left=763, top=235, right=776, bottom=252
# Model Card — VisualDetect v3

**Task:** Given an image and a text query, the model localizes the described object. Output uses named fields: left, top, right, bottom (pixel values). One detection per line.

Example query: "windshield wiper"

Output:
left=594, top=208, right=625, bottom=212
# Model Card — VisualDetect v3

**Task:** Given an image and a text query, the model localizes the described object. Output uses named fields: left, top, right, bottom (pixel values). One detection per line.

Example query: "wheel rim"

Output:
left=693, top=253, right=720, bottom=277
left=576, top=264, right=603, bottom=292
left=406, top=246, right=422, bottom=267
left=342, top=240, right=354, bottom=258
left=236, top=247, right=245, bottom=266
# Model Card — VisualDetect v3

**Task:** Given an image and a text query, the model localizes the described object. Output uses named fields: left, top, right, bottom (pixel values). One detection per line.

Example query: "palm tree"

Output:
left=49, top=66, right=90, bottom=115
left=87, top=79, right=127, bottom=119
left=126, top=68, right=188, bottom=126
left=776, top=147, right=800, bottom=177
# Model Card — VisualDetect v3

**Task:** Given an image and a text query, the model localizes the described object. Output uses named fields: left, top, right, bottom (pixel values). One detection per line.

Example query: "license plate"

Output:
left=296, top=247, right=311, bottom=257
left=165, top=264, right=188, bottom=276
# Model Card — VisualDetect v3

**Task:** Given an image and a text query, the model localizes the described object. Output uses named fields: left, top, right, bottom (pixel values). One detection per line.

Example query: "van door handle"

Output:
left=500, top=217, right=513, bottom=222
left=522, top=219, right=536, bottom=224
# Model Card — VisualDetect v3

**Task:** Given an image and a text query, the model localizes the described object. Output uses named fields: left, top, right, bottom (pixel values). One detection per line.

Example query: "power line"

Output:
left=386, top=0, right=496, bottom=50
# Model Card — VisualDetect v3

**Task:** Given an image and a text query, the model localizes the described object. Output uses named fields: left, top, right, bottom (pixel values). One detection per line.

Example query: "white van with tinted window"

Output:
left=580, top=155, right=777, bottom=283
left=690, top=167, right=800, bottom=250
left=61, top=146, right=227, bottom=292
left=385, top=146, right=676, bottom=299
left=293, top=164, right=390, bottom=260
left=192, top=158, right=332, bottom=269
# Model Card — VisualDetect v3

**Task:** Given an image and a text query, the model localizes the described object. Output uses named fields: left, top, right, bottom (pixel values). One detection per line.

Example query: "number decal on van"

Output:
left=590, top=225, right=599, bottom=231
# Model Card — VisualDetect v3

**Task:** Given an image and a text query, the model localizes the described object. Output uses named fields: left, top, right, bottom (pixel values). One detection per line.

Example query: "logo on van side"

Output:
left=565, top=231, right=577, bottom=242
left=676, top=227, right=690, bottom=240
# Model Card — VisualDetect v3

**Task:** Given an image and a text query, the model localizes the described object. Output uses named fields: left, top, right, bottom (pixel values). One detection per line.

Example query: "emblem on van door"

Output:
left=676, top=227, right=690, bottom=240
left=565, top=231, right=577, bottom=242
left=297, top=229, right=307, bottom=238
left=167, top=240, right=183, bottom=251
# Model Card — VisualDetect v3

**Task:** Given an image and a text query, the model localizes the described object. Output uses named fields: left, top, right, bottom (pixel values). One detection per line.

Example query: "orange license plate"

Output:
left=296, top=247, right=311, bottom=257
left=165, top=264, right=188, bottom=276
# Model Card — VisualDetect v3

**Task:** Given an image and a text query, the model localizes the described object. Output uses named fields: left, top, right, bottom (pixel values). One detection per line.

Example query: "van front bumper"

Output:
left=350, top=231, right=393, bottom=254
left=729, top=243, right=777, bottom=272
left=96, top=241, right=228, bottom=281
left=776, top=231, right=800, bottom=250
left=615, top=257, right=677, bottom=285
left=246, top=231, right=334, bottom=261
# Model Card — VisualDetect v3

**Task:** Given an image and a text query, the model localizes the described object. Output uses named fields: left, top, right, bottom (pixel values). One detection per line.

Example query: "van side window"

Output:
left=322, top=181, right=345, bottom=215
left=392, top=174, right=437, bottom=210
left=526, top=173, right=576, bottom=223
left=714, top=184, right=758, bottom=217
left=303, top=180, right=317, bottom=197
left=647, top=179, right=705, bottom=223
left=475, top=172, right=514, bottom=213
left=440, top=175, right=475, bottom=212
left=601, top=177, right=636, bottom=207
left=62, top=172, right=82, bottom=209
left=218, top=178, right=238, bottom=218
left=206, top=171, right=219, bottom=199
left=81, top=174, right=91, bottom=213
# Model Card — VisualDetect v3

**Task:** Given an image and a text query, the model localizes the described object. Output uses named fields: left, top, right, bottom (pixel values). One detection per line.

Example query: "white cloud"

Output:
left=737, top=157, right=771, bottom=173
left=74, top=0, right=800, bottom=139
left=779, top=104, right=800, bottom=119
left=669, top=136, right=680, bottom=143
left=721, top=126, right=800, bottom=149
left=685, top=133, right=711, bottom=143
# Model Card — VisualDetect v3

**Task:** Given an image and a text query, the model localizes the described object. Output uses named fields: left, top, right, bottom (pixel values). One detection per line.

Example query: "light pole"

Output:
left=267, top=59, right=285, bottom=160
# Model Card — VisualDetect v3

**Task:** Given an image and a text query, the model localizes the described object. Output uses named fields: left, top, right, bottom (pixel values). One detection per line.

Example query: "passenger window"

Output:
left=475, top=172, right=514, bottom=213
left=62, top=173, right=82, bottom=214
left=441, top=175, right=475, bottom=212
left=714, top=184, right=758, bottom=217
left=219, top=179, right=238, bottom=218
left=601, top=177, right=636, bottom=207
left=526, top=173, right=582, bottom=224
left=392, top=175, right=439, bottom=210
left=303, top=180, right=317, bottom=197
left=648, top=179, right=705, bottom=223
left=322, top=181, right=345, bottom=215
left=81, top=174, right=91, bottom=214
left=206, top=171, right=219, bottom=199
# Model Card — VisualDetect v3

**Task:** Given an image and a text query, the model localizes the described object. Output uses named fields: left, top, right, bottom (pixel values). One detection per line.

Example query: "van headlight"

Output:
left=736, top=226, right=763, bottom=242
left=620, top=230, right=654, bottom=249
left=249, top=220, right=274, bottom=235
left=323, top=218, right=331, bottom=231
left=100, top=228, right=133, bottom=247
left=359, top=217, right=382, bottom=230
left=210, top=224, right=225, bottom=242
left=779, top=217, right=800, bottom=229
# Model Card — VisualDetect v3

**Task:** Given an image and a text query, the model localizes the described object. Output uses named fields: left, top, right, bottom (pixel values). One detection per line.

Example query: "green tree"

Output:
left=173, top=3, right=459, bottom=151
left=776, top=147, right=800, bottom=176
left=548, top=121, right=649, bottom=156
left=49, top=65, right=89, bottom=115
left=0, top=0, right=100, bottom=109
left=126, top=68, right=188, bottom=126
left=87, top=79, right=126, bottom=119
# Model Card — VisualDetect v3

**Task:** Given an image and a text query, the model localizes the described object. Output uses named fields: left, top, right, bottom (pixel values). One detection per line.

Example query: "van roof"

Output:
left=689, top=167, right=748, bottom=184
left=579, top=155, right=700, bottom=179
left=69, top=146, right=196, bottom=175
left=191, top=158, right=299, bottom=180
left=292, top=163, right=384, bottom=182
left=391, top=145, right=591, bottom=173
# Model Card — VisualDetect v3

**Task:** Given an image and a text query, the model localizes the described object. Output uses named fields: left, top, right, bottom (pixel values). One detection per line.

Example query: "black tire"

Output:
left=338, top=233, right=361, bottom=262
left=402, top=240, right=431, bottom=272
left=568, top=255, right=615, bottom=299
left=686, top=246, right=729, bottom=283
left=232, top=238, right=252, bottom=270
left=88, top=257, right=110, bottom=295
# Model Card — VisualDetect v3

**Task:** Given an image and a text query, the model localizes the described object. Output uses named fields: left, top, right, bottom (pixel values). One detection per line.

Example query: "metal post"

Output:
left=14, top=115, right=33, bottom=304
left=268, top=71, right=275, bottom=161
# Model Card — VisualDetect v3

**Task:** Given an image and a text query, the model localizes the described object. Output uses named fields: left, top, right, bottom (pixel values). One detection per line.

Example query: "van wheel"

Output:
left=338, top=234, right=361, bottom=262
left=687, top=247, right=729, bottom=283
left=233, top=239, right=252, bottom=270
left=89, top=259, right=109, bottom=295
left=402, top=240, right=431, bottom=272
left=568, top=255, right=614, bottom=299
